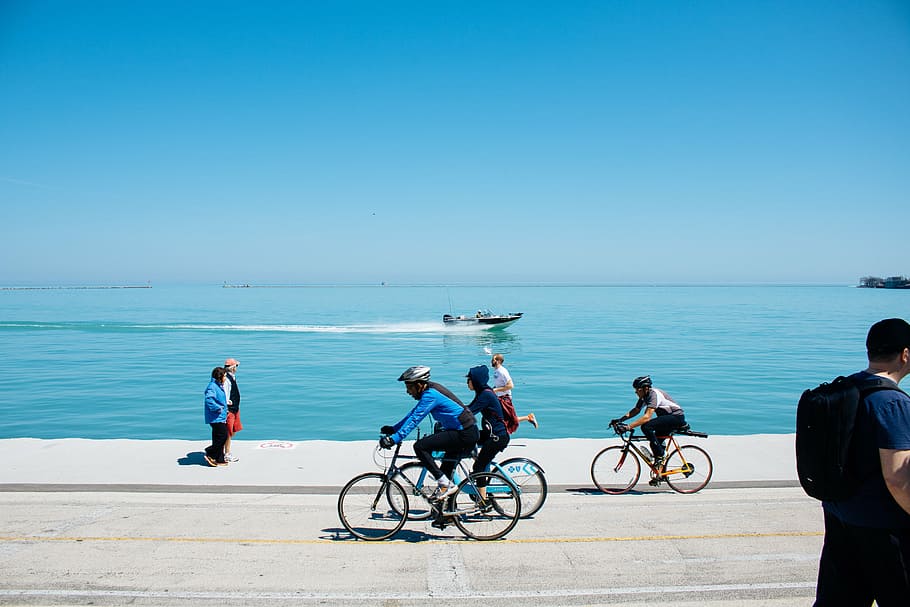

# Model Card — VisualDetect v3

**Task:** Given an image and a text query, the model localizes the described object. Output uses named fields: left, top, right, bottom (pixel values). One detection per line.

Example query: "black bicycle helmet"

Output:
left=632, top=375, right=652, bottom=389
left=397, top=365, right=431, bottom=383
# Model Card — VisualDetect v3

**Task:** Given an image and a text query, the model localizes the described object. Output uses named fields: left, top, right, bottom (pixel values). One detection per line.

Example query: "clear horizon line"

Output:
left=0, top=281, right=870, bottom=289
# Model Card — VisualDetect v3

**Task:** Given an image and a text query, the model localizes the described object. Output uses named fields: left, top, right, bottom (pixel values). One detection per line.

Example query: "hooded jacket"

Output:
left=466, top=365, right=508, bottom=437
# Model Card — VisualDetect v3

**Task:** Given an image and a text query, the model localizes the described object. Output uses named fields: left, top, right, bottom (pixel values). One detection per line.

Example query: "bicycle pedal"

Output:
left=471, top=499, right=493, bottom=513
left=648, top=478, right=661, bottom=487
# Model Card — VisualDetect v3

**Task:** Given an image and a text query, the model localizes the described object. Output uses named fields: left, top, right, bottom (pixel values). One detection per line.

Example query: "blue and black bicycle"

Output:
left=338, top=439, right=523, bottom=541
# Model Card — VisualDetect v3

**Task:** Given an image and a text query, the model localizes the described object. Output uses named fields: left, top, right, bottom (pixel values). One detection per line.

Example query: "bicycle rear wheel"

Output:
left=591, top=446, right=640, bottom=494
left=450, top=472, right=520, bottom=540
left=338, top=473, right=408, bottom=540
left=498, top=457, right=548, bottom=517
left=664, top=445, right=713, bottom=494
left=390, top=461, right=435, bottom=521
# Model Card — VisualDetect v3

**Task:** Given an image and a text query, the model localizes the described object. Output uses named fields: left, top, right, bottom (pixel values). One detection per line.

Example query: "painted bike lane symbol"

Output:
left=257, top=440, right=296, bottom=450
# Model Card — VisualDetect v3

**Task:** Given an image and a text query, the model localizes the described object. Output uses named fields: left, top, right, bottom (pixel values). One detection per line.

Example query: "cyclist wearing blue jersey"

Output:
left=380, top=366, right=479, bottom=498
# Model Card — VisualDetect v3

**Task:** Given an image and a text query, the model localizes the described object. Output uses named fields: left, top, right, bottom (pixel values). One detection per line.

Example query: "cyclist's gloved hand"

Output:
left=609, top=418, right=622, bottom=427
left=615, top=423, right=630, bottom=434
left=379, top=435, right=395, bottom=449
left=380, top=425, right=395, bottom=435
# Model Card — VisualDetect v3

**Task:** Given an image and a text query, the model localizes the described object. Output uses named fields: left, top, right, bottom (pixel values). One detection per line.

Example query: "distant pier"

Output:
left=858, top=276, right=910, bottom=289
left=0, top=285, right=152, bottom=291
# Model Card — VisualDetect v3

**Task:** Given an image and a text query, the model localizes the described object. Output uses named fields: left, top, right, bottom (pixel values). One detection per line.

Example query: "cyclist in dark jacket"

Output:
left=466, top=364, right=509, bottom=499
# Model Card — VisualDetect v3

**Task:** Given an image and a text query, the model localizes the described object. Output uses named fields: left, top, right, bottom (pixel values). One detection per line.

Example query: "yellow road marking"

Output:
left=505, top=531, right=823, bottom=543
left=0, top=531, right=822, bottom=545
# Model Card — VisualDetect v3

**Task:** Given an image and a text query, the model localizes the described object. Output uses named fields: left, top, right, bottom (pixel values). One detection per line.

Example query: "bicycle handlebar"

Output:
left=609, top=420, right=633, bottom=437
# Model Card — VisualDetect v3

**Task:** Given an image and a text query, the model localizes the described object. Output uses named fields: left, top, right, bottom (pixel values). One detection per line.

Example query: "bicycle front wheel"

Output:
left=664, top=445, right=713, bottom=494
left=451, top=472, right=520, bottom=540
left=591, top=446, right=640, bottom=494
left=338, top=473, right=408, bottom=540
left=390, top=461, right=435, bottom=521
left=498, top=457, right=548, bottom=517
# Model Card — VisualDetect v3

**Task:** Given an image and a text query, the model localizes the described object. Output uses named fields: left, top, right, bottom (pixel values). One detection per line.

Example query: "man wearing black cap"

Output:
left=814, top=318, right=910, bottom=606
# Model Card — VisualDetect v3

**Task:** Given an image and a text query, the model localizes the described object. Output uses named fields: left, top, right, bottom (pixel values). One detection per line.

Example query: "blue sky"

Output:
left=2, top=1, right=908, bottom=285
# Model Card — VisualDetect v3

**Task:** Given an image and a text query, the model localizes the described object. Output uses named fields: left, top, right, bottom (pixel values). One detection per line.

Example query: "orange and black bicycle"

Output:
left=591, top=420, right=712, bottom=494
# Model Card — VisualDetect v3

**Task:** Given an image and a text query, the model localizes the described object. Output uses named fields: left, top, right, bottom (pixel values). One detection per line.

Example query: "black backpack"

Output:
left=796, top=374, right=907, bottom=501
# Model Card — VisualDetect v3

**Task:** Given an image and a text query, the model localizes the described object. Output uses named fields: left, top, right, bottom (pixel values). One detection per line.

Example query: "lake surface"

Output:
left=1, top=284, right=905, bottom=441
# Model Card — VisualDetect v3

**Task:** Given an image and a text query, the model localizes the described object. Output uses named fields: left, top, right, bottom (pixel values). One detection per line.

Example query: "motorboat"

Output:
left=442, top=309, right=523, bottom=328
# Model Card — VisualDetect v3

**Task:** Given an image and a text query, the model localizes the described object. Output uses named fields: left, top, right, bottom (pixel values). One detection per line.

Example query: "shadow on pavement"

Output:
left=177, top=451, right=211, bottom=467
left=322, top=527, right=473, bottom=543
left=565, top=487, right=655, bottom=496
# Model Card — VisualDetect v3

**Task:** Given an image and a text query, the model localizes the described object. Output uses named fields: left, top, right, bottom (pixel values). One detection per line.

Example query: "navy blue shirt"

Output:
left=823, top=372, right=910, bottom=528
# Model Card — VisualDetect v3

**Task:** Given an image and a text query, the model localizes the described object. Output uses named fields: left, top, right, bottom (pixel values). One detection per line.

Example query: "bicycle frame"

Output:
left=407, top=455, right=518, bottom=497
left=618, top=432, right=693, bottom=479
left=379, top=443, right=510, bottom=514
left=591, top=420, right=712, bottom=495
left=339, top=433, right=523, bottom=541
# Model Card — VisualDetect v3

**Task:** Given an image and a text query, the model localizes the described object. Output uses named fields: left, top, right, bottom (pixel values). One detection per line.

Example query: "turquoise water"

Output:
left=0, top=284, right=906, bottom=441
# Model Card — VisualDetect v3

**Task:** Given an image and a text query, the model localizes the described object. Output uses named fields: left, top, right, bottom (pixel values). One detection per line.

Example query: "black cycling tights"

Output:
left=414, top=425, right=480, bottom=482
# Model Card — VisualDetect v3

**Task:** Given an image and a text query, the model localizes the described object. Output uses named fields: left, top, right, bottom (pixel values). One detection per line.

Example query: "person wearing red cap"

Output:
left=814, top=318, right=910, bottom=606
left=223, top=358, right=242, bottom=463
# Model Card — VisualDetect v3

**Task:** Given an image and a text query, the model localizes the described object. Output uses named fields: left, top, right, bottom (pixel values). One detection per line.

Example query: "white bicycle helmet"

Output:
left=398, top=365, right=431, bottom=383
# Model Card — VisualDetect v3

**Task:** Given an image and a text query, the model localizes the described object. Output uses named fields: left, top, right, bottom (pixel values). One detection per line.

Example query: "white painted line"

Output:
left=0, top=582, right=816, bottom=601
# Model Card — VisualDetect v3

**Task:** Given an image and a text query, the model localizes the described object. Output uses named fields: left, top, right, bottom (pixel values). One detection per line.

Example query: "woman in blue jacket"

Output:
left=203, top=367, right=228, bottom=466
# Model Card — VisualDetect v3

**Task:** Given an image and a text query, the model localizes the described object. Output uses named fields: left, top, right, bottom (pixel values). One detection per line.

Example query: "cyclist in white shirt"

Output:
left=612, top=375, right=686, bottom=464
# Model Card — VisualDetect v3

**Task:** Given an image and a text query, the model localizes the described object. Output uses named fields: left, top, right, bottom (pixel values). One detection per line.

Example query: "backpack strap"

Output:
left=427, top=381, right=476, bottom=428
left=852, top=374, right=909, bottom=400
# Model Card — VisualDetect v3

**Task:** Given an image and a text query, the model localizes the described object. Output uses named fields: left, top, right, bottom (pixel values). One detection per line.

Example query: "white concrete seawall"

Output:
left=0, top=434, right=797, bottom=490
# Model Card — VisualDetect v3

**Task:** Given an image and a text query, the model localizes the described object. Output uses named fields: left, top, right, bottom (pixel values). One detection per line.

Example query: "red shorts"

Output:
left=226, top=411, right=243, bottom=436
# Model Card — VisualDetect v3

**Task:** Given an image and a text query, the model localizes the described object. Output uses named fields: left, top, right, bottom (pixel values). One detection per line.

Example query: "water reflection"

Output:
left=442, top=329, right=521, bottom=352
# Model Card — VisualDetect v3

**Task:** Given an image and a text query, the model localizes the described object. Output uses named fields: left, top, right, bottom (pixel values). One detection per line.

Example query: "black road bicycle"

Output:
left=590, top=420, right=713, bottom=494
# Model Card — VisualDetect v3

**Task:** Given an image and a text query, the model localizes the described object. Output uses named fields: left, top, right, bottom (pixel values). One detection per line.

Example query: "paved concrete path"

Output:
left=0, top=435, right=820, bottom=606
left=0, top=487, right=822, bottom=606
